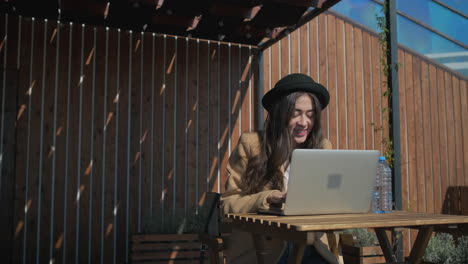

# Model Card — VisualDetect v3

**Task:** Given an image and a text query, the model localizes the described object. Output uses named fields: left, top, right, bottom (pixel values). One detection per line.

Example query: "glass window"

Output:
left=396, top=0, right=468, bottom=45
left=397, top=15, right=465, bottom=54
left=437, top=0, right=468, bottom=15
left=331, top=0, right=383, bottom=32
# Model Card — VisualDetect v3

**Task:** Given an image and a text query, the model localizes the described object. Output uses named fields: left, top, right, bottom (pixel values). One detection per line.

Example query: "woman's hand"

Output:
left=267, top=191, right=287, bottom=205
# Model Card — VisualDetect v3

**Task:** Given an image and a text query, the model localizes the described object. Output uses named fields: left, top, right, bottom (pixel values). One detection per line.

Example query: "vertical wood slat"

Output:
left=420, top=61, right=433, bottom=214
left=397, top=50, right=410, bottom=257
left=428, top=64, right=441, bottom=213
left=345, top=22, right=356, bottom=150
left=363, top=32, right=373, bottom=152
left=354, top=27, right=364, bottom=151
left=460, top=80, right=468, bottom=187
left=445, top=71, right=457, bottom=191
left=0, top=13, right=20, bottom=264
left=452, top=77, right=463, bottom=187
left=324, top=14, right=335, bottom=147
left=415, top=57, right=426, bottom=213
left=336, top=16, right=347, bottom=150
left=315, top=16, right=334, bottom=141
left=13, top=15, right=30, bottom=264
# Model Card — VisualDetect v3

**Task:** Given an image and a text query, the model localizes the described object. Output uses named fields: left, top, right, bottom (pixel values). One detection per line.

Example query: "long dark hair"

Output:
left=243, top=92, right=325, bottom=194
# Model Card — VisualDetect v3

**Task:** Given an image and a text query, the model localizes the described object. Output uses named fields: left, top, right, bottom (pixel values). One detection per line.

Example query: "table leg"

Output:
left=252, top=233, right=265, bottom=264
left=287, top=243, right=306, bottom=264
left=408, top=226, right=434, bottom=264
left=326, top=233, right=344, bottom=264
left=375, top=228, right=397, bottom=263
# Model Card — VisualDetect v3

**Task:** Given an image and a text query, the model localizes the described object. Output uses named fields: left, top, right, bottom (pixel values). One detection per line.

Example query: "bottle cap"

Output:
left=379, top=156, right=386, bottom=161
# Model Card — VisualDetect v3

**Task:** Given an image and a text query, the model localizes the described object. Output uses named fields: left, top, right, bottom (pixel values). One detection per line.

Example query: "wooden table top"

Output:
left=225, top=211, right=468, bottom=231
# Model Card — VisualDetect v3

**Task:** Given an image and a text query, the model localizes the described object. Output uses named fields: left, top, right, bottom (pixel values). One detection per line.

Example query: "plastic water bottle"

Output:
left=372, top=156, right=392, bottom=213
left=372, top=160, right=383, bottom=214
left=380, top=156, right=393, bottom=213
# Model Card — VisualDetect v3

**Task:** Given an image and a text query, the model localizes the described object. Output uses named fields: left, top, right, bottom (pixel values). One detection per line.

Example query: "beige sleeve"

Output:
left=322, top=138, right=333, bottom=149
left=221, top=133, right=279, bottom=214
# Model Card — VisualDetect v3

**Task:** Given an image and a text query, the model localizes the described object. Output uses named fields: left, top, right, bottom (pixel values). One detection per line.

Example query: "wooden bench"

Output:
left=131, top=233, right=208, bottom=263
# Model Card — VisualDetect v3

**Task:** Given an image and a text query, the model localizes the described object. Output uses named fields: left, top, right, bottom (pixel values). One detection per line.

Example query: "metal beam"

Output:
left=386, top=0, right=403, bottom=261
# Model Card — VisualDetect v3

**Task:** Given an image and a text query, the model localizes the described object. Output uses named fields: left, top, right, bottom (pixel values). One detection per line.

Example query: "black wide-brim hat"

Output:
left=262, top=73, right=330, bottom=112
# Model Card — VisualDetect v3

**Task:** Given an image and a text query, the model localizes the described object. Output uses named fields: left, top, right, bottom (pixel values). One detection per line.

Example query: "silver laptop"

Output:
left=258, top=149, right=380, bottom=215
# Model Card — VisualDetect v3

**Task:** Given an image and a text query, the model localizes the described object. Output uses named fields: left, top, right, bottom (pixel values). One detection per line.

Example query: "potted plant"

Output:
left=340, top=229, right=385, bottom=264
left=422, top=233, right=468, bottom=264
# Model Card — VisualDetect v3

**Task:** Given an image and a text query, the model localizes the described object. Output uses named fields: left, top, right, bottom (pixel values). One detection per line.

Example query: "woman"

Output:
left=221, top=73, right=338, bottom=264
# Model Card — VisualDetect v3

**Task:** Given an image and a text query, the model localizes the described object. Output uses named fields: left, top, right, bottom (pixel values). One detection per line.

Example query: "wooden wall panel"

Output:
left=4, top=13, right=258, bottom=263
left=261, top=10, right=468, bottom=255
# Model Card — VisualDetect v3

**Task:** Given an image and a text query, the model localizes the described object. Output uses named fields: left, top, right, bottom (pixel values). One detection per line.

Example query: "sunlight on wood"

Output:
left=167, top=169, right=173, bottom=180
left=166, top=53, right=176, bottom=74
left=78, top=75, right=84, bottom=86
left=113, top=201, right=120, bottom=216
left=192, top=101, right=197, bottom=111
left=26, top=80, right=36, bottom=95
left=134, top=39, right=141, bottom=52
left=105, top=223, right=113, bottom=237
left=47, top=146, right=55, bottom=158
left=76, top=185, right=86, bottom=203
left=219, top=128, right=228, bottom=147
left=15, top=220, right=24, bottom=237
left=211, top=48, right=217, bottom=59
left=140, top=129, right=148, bottom=144
left=161, top=188, right=167, bottom=202
left=113, top=91, right=119, bottom=103
left=133, top=152, right=140, bottom=165
left=156, top=0, right=164, bottom=9
left=0, top=35, right=5, bottom=52
left=231, top=90, right=240, bottom=114
left=85, top=47, right=95, bottom=66
left=198, top=192, right=206, bottom=206
left=24, top=199, right=32, bottom=213
left=84, top=160, right=93, bottom=176
left=241, top=57, right=251, bottom=82
left=105, top=112, right=113, bottom=130
left=55, top=233, right=64, bottom=249
left=17, top=104, right=26, bottom=120
left=169, top=250, right=180, bottom=261
left=104, top=2, right=110, bottom=19
left=49, top=28, right=57, bottom=44
left=186, top=119, right=192, bottom=130
left=56, top=126, right=63, bottom=136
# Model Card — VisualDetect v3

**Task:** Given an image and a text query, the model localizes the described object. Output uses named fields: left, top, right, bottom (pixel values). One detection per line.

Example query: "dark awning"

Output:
left=0, top=0, right=340, bottom=48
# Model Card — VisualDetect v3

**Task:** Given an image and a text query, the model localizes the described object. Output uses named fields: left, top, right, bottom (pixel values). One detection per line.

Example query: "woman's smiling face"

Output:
left=288, top=94, right=315, bottom=148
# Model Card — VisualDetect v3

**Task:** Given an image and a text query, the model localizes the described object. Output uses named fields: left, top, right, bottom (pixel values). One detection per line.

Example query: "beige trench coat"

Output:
left=221, top=132, right=338, bottom=264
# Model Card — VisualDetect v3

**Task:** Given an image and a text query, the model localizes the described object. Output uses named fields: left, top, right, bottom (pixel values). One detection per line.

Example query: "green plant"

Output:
left=343, top=229, right=378, bottom=247
left=142, top=206, right=209, bottom=234
left=374, top=0, right=402, bottom=168
left=423, top=233, right=468, bottom=264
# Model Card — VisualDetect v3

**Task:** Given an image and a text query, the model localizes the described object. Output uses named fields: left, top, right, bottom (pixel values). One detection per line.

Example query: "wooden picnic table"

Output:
left=225, top=211, right=468, bottom=264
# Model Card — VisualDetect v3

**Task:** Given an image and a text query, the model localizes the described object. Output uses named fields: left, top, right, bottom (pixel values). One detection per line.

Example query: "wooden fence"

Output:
left=0, top=13, right=259, bottom=263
